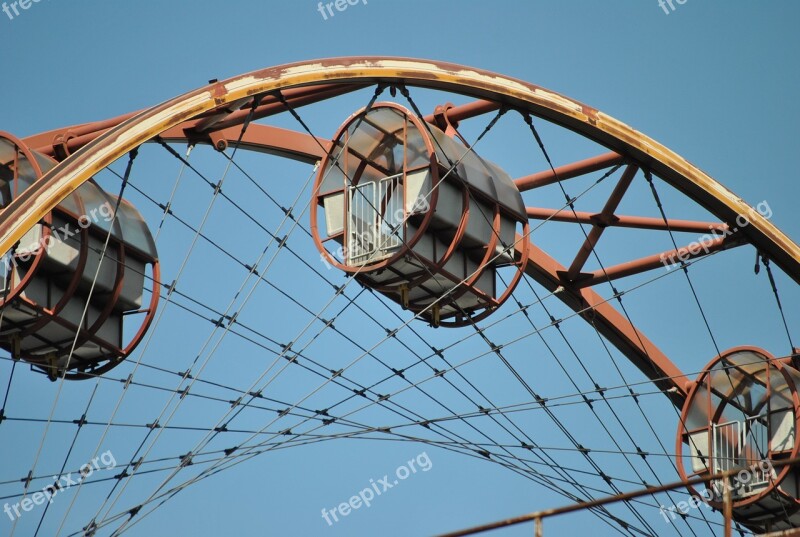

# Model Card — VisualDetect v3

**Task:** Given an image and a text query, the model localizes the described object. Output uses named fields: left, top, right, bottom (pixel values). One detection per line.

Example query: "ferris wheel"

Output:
left=0, top=57, right=798, bottom=536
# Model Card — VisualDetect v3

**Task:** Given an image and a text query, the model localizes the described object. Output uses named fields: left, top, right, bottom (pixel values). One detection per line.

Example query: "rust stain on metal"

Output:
left=3, top=56, right=798, bottom=315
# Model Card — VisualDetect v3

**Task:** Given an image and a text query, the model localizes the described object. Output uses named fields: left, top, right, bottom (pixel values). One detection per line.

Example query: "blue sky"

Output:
left=1, top=1, right=799, bottom=536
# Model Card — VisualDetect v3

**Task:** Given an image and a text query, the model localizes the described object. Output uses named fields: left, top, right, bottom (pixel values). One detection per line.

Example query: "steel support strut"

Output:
left=515, top=152, right=625, bottom=192
left=525, top=207, right=728, bottom=233
left=566, top=165, right=639, bottom=281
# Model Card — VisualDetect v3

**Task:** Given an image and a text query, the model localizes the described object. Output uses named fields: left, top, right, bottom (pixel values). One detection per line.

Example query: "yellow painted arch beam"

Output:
left=2, top=57, right=797, bottom=285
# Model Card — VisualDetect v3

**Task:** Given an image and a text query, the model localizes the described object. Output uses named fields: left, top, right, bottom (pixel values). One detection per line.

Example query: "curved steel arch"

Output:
left=4, top=57, right=799, bottom=405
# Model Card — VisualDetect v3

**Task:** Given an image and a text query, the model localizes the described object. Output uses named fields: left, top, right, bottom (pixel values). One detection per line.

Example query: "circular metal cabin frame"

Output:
left=311, top=102, right=445, bottom=275
left=0, top=132, right=161, bottom=379
left=676, top=346, right=800, bottom=529
left=310, top=101, right=531, bottom=327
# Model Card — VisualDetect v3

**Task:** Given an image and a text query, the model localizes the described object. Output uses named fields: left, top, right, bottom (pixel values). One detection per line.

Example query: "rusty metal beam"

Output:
left=198, top=83, right=366, bottom=134
left=159, top=123, right=327, bottom=164
left=520, top=237, right=690, bottom=406
left=423, top=99, right=500, bottom=125
left=526, top=207, right=729, bottom=234
left=23, top=111, right=141, bottom=159
left=10, top=57, right=795, bottom=288
left=760, top=529, right=800, bottom=537
left=515, top=152, right=625, bottom=192
left=23, top=83, right=362, bottom=160
left=436, top=454, right=800, bottom=537
left=572, top=236, right=743, bottom=289
left=566, top=165, right=639, bottom=280
left=193, top=97, right=254, bottom=133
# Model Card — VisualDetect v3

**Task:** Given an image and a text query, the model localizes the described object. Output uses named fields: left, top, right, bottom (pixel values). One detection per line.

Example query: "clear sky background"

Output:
left=1, top=1, right=799, bottom=536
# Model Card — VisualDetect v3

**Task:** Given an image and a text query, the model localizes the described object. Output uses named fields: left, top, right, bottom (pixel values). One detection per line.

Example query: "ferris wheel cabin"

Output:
left=311, top=102, right=529, bottom=327
left=0, top=132, right=159, bottom=380
left=677, top=347, right=800, bottom=531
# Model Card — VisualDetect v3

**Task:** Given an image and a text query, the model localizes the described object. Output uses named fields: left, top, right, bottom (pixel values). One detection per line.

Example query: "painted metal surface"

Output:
left=2, top=56, right=797, bottom=401
left=2, top=57, right=796, bottom=288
